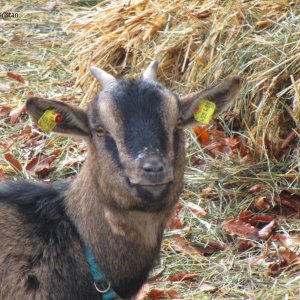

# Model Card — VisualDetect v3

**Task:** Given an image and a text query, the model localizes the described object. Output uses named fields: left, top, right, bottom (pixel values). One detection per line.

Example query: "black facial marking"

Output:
left=129, top=182, right=171, bottom=212
left=104, top=135, right=124, bottom=171
left=111, top=80, right=168, bottom=157
left=173, top=130, right=181, bottom=163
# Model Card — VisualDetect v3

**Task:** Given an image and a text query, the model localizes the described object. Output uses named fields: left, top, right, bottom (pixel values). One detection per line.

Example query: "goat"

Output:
left=0, top=61, right=241, bottom=300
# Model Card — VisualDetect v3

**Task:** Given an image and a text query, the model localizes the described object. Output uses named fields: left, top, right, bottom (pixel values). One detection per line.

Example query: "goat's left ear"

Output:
left=179, top=76, right=242, bottom=127
left=26, top=97, right=91, bottom=138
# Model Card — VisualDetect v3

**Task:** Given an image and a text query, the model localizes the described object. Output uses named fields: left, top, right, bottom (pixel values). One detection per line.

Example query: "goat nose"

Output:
left=142, top=160, right=164, bottom=173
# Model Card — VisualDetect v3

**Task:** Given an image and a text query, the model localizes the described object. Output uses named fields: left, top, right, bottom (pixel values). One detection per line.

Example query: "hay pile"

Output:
left=67, top=0, right=300, bottom=167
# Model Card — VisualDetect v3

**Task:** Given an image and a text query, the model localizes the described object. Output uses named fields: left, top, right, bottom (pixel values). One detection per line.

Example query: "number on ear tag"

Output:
left=194, top=99, right=216, bottom=124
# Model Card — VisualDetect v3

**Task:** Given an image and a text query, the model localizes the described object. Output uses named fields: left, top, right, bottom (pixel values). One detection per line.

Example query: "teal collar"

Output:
left=83, top=245, right=118, bottom=300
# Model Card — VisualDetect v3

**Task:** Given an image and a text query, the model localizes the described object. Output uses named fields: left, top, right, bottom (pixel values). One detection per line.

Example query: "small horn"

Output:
left=143, top=61, right=159, bottom=81
left=90, top=66, right=116, bottom=90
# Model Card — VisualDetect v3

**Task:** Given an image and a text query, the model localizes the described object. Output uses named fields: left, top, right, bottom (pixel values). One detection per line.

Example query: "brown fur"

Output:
left=0, top=70, right=241, bottom=299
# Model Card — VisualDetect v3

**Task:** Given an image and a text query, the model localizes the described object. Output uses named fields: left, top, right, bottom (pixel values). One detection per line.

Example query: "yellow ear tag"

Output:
left=38, top=110, right=62, bottom=133
left=194, top=99, right=216, bottom=124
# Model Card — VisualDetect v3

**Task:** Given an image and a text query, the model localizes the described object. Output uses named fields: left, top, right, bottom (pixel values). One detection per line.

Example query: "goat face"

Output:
left=26, top=61, right=241, bottom=210
left=88, top=79, right=179, bottom=196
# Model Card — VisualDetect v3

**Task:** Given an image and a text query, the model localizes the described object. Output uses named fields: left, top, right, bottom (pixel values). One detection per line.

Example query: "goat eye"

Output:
left=176, top=119, right=184, bottom=129
left=96, top=126, right=106, bottom=137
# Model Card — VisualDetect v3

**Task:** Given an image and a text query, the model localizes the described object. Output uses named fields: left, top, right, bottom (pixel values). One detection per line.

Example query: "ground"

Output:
left=0, top=1, right=299, bottom=299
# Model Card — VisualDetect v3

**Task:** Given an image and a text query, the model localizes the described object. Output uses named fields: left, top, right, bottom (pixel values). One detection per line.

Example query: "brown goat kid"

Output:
left=0, top=62, right=241, bottom=300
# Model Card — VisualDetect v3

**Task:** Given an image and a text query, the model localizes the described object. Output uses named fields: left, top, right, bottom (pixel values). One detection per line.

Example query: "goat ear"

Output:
left=26, top=97, right=91, bottom=138
left=179, top=76, right=242, bottom=127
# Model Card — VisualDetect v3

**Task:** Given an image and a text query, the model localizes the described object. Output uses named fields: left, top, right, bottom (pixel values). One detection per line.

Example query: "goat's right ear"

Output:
left=26, top=97, right=91, bottom=138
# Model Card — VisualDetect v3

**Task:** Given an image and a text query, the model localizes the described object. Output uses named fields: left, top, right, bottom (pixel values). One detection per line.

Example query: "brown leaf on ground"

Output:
left=193, top=127, right=254, bottom=162
left=147, top=288, right=179, bottom=300
left=239, top=210, right=276, bottom=226
left=268, top=247, right=300, bottom=277
left=258, top=219, right=277, bottom=240
left=187, top=202, right=206, bottom=217
left=4, top=153, right=22, bottom=172
left=198, top=238, right=226, bottom=253
left=253, top=196, right=273, bottom=211
left=278, top=247, right=300, bottom=264
left=268, top=260, right=289, bottom=277
left=223, top=219, right=259, bottom=240
left=198, top=282, right=218, bottom=293
left=238, top=240, right=255, bottom=252
left=273, top=233, right=300, bottom=249
left=171, top=236, right=205, bottom=258
left=167, top=204, right=184, bottom=231
left=26, top=155, right=57, bottom=178
left=169, top=271, right=198, bottom=282
left=276, top=189, right=300, bottom=212
left=6, top=71, right=25, bottom=83
left=0, top=106, right=12, bottom=117
left=193, top=125, right=209, bottom=145
left=9, top=104, right=26, bottom=124
left=248, top=184, right=269, bottom=193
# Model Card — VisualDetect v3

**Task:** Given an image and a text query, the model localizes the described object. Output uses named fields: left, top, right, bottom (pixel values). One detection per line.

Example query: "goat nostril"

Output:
left=142, top=161, right=164, bottom=173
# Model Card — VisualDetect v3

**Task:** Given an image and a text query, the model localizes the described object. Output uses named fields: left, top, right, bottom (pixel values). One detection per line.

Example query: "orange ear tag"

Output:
left=38, top=110, right=62, bottom=133
left=194, top=99, right=216, bottom=125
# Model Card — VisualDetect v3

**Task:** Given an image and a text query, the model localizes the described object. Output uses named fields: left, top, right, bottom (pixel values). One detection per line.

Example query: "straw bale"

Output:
left=67, top=0, right=300, bottom=158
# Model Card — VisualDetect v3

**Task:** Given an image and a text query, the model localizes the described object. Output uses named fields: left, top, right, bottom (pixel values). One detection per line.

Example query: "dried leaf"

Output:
left=258, top=219, right=277, bottom=240
left=238, top=240, right=255, bottom=252
left=268, top=260, right=288, bottom=277
left=169, top=271, right=198, bottom=282
left=4, top=153, right=23, bottom=172
left=198, top=238, right=226, bottom=252
left=278, top=247, right=300, bottom=264
left=0, top=106, right=12, bottom=117
left=269, top=247, right=300, bottom=277
left=167, top=204, right=183, bottom=230
left=247, top=214, right=276, bottom=225
left=171, top=236, right=204, bottom=258
left=193, top=125, right=209, bottom=145
left=187, top=202, right=206, bottom=217
left=147, top=288, right=179, bottom=300
left=9, top=104, right=26, bottom=124
left=26, top=155, right=57, bottom=178
left=167, top=216, right=183, bottom=231
left=198, top=282, right=218, bottom=293
left=277, top=190, right=300, bottom=212
left=253, top=196, right=272, bottom=211
left=249, top=184, right=269, bottom=193
left=274, top=233, right=300, bottom=249
left=6, top=71, right=25, bottom=83
left=239, top=210, right=275, bottom=226
left=223, top=219, right=259, bottom=240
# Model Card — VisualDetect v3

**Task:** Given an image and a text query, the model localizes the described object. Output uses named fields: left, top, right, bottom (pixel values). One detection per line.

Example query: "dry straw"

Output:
left=66, top=0, right=300, bottom=173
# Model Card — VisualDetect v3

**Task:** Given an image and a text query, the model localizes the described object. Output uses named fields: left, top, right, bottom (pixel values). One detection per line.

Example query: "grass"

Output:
left=1, top=0, right=299, bottom=299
